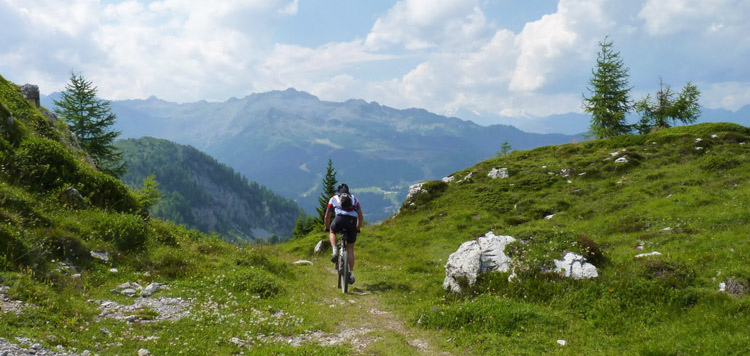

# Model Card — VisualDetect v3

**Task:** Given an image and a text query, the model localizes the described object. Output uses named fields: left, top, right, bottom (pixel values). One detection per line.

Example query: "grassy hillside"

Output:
left=288, top=122, right=750, bottom=355
left=0, top=76, right=355, bottom=355
left=116, top=137, right=300, bottom=243
left=4, top=69, right=750, bottom=355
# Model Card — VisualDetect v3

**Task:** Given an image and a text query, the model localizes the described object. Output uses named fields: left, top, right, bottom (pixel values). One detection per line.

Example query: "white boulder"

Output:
left=614, top=156, right=629, bottom=164
left=443, top=232, right=516, bottom=292
left=406, top=183, right=426, bottom=201
left=488, top=168, right=509, bottom=179
left=441, top=176, right=455, bottom=183
left=553, top=252, right=598, bottom=279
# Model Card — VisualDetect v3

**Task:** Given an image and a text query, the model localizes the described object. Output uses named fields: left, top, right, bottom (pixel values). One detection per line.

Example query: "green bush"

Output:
left=419, top=295, right=548, bottom=334
left=88, top=212, right=148, bottom=252
left=0, top=225, right=32, bottom=271
left=699, top=152, right=741, bottom=171
left=75, top=166, right=139, bottom=212
left=8, top=137, right=78, bottom=191
left=226, top=268, right=283, bottom=298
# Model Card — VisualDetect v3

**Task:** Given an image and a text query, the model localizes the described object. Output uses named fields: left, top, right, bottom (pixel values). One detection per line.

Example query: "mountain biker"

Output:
left=324, top=183, right=363, bottom=284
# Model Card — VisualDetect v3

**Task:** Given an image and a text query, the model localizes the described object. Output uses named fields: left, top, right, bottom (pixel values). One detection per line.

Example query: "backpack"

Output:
left=338, top=192, right=354, bottom=211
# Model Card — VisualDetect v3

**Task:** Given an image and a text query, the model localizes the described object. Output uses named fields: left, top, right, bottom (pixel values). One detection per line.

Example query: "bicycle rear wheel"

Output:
left=340, top=249, right=349, bottom=294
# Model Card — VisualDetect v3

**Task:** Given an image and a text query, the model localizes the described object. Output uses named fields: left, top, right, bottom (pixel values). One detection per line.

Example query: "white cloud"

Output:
left=701, top=81, right=750, bottom=111
left=638, top=0, right=750, bottom=37
left=364, top=0, right=492, bottom=51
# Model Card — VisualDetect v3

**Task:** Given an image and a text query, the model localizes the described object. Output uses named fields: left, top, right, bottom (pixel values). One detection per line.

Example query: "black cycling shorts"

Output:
left=331, top=215, right=358, bottom=244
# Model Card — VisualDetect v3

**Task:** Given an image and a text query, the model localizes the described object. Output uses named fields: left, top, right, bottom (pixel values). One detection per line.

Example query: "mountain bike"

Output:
left=336, top=236, right=350, bottom=294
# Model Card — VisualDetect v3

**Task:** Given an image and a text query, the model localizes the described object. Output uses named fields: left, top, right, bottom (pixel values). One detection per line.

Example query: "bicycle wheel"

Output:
left=341, top=249, right=349, bottom=294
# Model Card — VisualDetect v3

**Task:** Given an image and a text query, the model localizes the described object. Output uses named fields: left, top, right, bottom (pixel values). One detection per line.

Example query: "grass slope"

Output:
left=287, top=122, right=750, bottom=355
left=4, top=70, right=750, bottom=355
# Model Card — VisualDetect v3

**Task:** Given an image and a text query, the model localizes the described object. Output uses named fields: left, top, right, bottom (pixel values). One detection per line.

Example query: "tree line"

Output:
left=583, top=36, right=701, bottom=139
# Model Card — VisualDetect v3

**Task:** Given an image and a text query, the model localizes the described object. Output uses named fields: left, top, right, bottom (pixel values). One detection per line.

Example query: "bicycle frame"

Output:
left=336, top=235, right=350, bottom=293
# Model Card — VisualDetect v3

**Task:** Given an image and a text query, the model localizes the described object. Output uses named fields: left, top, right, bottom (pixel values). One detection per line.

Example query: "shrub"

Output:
left=699, top=152, right=740, bottom=171
left=88, top=212, right=148, bottom=252
left=227, top=268, right=283, bottom=298
left=75, top=166, right=139, bottom=213
left=0, top=225, right=32, bottom=271
left=419, top=295, right=549, bottom=334
left=8, top=137, right=78, bottom=191
left=39, top=228, right=90, bottom=263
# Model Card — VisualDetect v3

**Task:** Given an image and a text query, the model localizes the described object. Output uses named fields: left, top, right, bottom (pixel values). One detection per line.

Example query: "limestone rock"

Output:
left=488, top=168, right=509, bottom=179
left=443, top=232, right=516, bottom=293
left=18, top=84, right=40, bottom=107
left=91, top=251, right=110, bottom=262
left=635, top=251, right=662, bottom=258
left=293, top=260, right=314, bottom=266
left=615, top=156, right=629, bottom=164
left=553, top=252, right=598, bottom=279
left=314, top=240, right=330, bottom=254
left=62, top=187, right=84, bottom=206
left=140, top=283, right=167, bottom=297
left=441, top=175, right=455, bottom=183
left=406, top=183, right=426, bottom=201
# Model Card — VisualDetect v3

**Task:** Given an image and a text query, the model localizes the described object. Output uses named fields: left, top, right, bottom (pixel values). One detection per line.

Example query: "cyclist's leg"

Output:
left=347, top=241, right=354, bottom=271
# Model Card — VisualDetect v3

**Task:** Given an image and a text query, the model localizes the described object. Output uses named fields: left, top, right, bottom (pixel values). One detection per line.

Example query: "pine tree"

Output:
left=315, top=158, right=337, bottom=224
left=634, top=79, right=701, bottom=134
left=54, top=72, right=124, bottom=177
left=583, top=37, right=633, bottom=139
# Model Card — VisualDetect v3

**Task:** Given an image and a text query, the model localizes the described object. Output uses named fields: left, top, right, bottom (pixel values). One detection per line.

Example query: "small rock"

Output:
left=557, top=339, right=567, bottom=346
left=553, top=252, right=598, bottom=279
left=121, top=288, right=138, bottom=297
left=138, top=349, right=151, bottom=356
left=109, top=268, right=119, bottom=273
left=635, top=251, right=662, bottom=258
left=314, top=240, right=330, bottom=254
left=91, top=251, right=110, bottom=261
left=662, top=227, right=672, bottom=231
left=441, top=176, right=455, bottom=183
left=488, top=168, right=509, bottom=179
left=695, top=147, right=704, bottom=150
left=614, top=156, right=628, bottom=164
left=293, top=260, right=314, bottom=266
left=544, top=214, right=555, bottom=220
left=143, top=271, right=151, bottom=277
left=141, top=283, right=166, bottom=297
left=101, top=327, right=112, bottom=337
left=457, top=172, right=473, bottom=183
left=719, top=282, right=726, bottom=292
left=72, top=273, right=82, bottom=278
left=711, top=134, right=718, bottom=138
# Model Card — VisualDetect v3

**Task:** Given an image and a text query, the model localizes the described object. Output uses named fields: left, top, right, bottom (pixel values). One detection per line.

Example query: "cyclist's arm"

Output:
left=324, top=209, right=332, bottom=231
left=356, top=207, right=364, bottom=230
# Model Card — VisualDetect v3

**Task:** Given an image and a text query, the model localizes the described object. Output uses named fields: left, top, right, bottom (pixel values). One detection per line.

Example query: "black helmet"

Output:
left=337, top=184, right=349, bottom=194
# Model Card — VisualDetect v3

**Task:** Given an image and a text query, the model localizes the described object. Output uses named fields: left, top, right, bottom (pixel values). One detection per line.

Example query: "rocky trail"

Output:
left=309, top=265, right=453, bottom=356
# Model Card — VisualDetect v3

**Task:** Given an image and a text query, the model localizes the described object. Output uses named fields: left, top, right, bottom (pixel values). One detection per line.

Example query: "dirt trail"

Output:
left=319, top=267, right=454, bottom=355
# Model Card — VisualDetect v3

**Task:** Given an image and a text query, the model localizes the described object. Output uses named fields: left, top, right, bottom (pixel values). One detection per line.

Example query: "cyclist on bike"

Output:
left=324, top=184, right=363, bottom=284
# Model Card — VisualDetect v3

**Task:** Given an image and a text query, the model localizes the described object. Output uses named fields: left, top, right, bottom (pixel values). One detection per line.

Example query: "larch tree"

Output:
left=54, top=72, right=124, bottom=177
left=634, top=79, right=701, bottom=134
left=315, top=158, right=338, bottom=224
left=583, top=37, right=633, bottom=139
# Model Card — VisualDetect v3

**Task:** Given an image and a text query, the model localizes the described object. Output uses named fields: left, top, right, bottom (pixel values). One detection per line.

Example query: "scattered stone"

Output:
left=560, top=168, right=570, bottom=177
left=636, top=242, right=644, bottom=251
left=711, top=134, right=718, bottom=138
left=100, top=327, right=112, bottom=337
left=557, top=340, right=567, bottom=346
left=720, top=278, right=749, bottom=296
left=314, top=240, right=330, bottom=254
left=140, top=283, right=167, bottom=297
left=1, top=337, right=86, bottom=355
left=138, top=349, right=151, bottom=356
left=544, top=214, right=555, bottom=220
left=695, top=147, right=704, bottom=150
left=443, top=232, right=516, bottom=292
left=441, top=176, right=455, bottom=183
left=95, top=296, right=192, bottom=323
left=635, top=251, right=662, bottom=258
left=91, top=251, right=110, bottom=262
left=62, top=187, right=84, bottom=206
left=695, top=138, right=703, bottom=143
left=614, top=156, right=629, bottom=164
left=406, top=183, right=426, bottom=201
left=457, top=172, right=473, bottom=183
left=293, top=260, right=314, bottom=266
left=662, top=227, right=672, bottom=231
left=553, top=252, right=598, bottom=279
left=487, top=168, right=509, bottom=179
left=109, top=268, right=119, bottom=273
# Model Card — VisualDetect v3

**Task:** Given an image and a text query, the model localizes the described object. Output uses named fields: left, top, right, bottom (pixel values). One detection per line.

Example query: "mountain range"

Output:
left=43, top=89, right=582, bottom=222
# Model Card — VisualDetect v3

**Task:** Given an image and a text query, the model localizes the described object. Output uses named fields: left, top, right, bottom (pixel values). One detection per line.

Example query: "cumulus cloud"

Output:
left=1, top=0, right=749, bottom=123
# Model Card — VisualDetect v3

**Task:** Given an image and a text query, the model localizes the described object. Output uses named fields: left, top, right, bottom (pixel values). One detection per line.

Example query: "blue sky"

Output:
left=1, top=0, right=749, bottom=125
